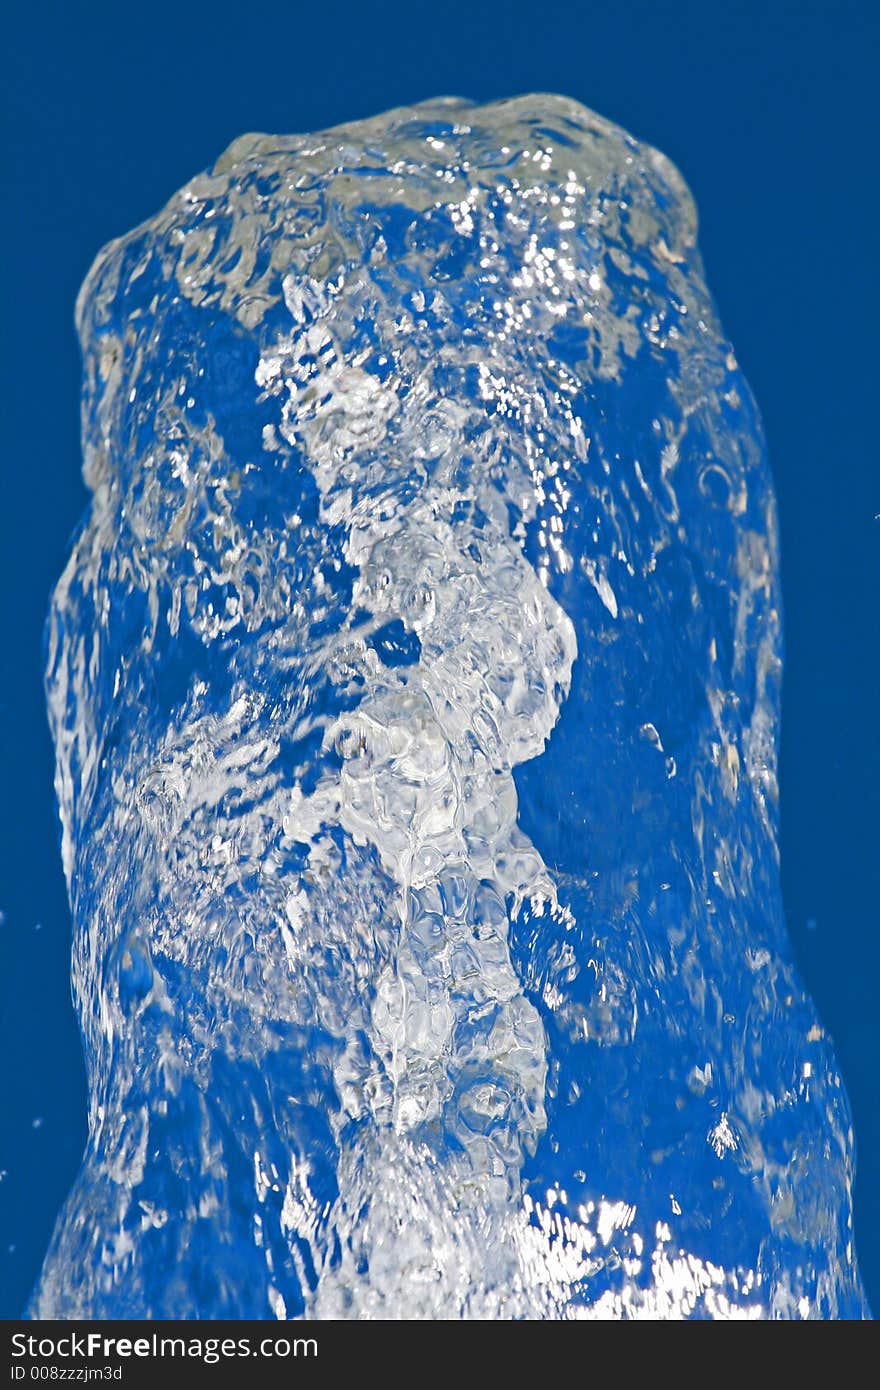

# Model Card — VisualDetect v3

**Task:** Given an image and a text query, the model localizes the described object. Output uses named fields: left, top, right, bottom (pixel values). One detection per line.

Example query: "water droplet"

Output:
left=117, top=933, right=154, bottom=1010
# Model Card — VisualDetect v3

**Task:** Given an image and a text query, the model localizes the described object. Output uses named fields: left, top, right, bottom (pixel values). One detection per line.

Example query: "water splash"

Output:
left=32, top=96, right=868, bottom=1319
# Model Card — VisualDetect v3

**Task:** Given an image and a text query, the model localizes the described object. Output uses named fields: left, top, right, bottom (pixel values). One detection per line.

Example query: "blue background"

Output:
left=2, top=0, right=877, bottom=1317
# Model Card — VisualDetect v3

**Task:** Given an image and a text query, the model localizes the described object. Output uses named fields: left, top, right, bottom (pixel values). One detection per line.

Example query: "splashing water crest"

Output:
left=32, top=96, right=868, bottom=1319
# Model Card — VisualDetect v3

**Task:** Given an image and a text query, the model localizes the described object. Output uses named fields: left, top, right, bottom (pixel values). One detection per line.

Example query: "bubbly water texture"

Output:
left=33, top=95, right=868, bottom=1319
